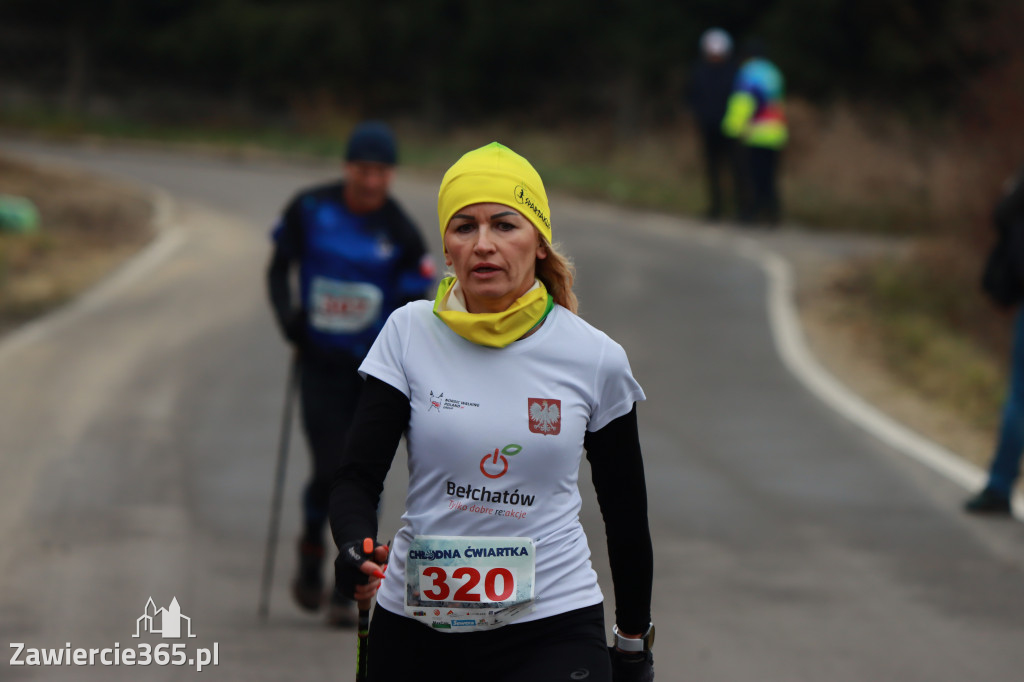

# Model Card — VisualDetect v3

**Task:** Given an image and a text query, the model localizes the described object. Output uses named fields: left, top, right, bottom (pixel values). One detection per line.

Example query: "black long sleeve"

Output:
left=584, top=404, right=653, bottom=634
left=266, top=247, right=294, bottom=339
left=266, top=195, right=304, bottom=343
left=329, top=376, right=410, bottom=549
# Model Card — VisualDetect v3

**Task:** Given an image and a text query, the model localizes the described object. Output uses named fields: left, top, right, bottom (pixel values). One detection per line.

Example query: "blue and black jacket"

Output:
left=267, top=181, right=434, bottom=363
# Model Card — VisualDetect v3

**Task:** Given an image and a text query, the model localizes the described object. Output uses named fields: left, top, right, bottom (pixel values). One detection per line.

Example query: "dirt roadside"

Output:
left=771, top=231, right=997, bottom=477
left=0, top=154, right=154, bottom=335
left=0, top=151, right=995, bottom=493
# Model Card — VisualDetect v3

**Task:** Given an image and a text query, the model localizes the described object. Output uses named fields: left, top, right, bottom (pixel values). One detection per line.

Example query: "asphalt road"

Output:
left=1, top=140, right=1022, bottom=681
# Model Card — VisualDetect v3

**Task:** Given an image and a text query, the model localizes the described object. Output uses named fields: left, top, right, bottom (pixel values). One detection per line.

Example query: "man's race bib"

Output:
left=404, top=536, right=535, bottom=632
left=309, top=277, right=383, bottom=333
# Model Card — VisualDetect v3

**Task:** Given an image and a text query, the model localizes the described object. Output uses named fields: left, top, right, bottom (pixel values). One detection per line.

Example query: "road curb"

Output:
left=741, top=236, right=1024, bottom=522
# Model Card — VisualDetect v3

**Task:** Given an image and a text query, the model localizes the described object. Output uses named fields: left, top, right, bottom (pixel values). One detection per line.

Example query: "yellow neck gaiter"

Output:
left=433, top=277, right=554, bottom=348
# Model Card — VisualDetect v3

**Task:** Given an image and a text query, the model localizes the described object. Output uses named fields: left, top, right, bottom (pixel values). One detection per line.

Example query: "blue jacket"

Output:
left=267, top=181, right=434, bottom=360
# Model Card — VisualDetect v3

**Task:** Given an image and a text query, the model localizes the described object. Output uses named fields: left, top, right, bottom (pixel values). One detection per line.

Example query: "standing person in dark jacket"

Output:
left=686, top=28, right=737, bottom=221
left=266, top=120, right=435, bottom=625
left=967, top=165, right=1024, bottom=516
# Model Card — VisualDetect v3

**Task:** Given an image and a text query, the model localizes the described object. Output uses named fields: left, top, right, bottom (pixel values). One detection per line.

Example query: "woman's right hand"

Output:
left=335, top=538, right=390, bottom=602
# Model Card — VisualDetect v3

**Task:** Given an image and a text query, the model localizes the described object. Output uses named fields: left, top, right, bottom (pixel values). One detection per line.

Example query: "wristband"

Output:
left=613, top=623, right=655, bottom=652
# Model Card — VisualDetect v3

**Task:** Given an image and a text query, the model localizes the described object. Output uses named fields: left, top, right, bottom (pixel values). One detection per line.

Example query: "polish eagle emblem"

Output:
left=528, top=398, right=561, bottom=435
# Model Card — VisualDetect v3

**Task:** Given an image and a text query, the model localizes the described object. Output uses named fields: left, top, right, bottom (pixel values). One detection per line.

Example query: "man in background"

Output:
left=266, top=121, right=435, bottom=625
left=686, top=27, right=738, bottom=221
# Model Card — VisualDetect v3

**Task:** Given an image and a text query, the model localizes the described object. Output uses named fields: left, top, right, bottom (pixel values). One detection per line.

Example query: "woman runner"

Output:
left=330, top=142, right=655, bottom=682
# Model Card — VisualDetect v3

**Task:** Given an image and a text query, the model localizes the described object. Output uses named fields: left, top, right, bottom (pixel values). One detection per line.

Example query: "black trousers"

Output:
left=367, top=604, right=612, bottom=682
left=737, top=145, right=781, bottom=225
left=699, top=125, right=737, bottom=219
left=297, top=350, right=363, bottom=543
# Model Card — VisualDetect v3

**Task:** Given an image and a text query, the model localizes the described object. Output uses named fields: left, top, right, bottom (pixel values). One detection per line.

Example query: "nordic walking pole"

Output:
left=258, top=351, right=299, bottom=620
left=356, top=537, right=387, bottom=681
left=356, top=595, right=371, bottom=682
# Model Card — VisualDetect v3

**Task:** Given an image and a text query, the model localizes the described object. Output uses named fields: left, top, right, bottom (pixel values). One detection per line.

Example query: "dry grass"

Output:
left=394, top=100, right=997, bottom=237
left=0, top=155, right=153, bottom=331
left=832, top=252, right=1008, bottom=430
left=781, top=101, right=996, bottom=234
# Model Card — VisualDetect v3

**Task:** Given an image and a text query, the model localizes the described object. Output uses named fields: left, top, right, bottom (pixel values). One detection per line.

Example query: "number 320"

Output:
left=420, top=566, right=515, bottom=602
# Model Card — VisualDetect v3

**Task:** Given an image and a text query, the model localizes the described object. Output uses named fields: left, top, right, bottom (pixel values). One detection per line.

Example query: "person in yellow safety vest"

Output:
left=721, top=40, right=787, bottom=225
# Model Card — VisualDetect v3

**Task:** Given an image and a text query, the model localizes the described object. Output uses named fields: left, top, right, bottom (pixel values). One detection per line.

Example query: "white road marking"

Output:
left=749, top=241, right=1024, bottom=521
left=627, top=212, right=1022, bottom=520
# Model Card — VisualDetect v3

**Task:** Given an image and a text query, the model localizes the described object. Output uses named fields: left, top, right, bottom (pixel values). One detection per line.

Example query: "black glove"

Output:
left=609, top=646, right=654, bottom=682
left=334, top=538, right=386, bottom=600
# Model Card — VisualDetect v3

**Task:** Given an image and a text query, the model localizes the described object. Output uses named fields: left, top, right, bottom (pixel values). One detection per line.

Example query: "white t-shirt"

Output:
left=360, top=300, right=645, bottom=625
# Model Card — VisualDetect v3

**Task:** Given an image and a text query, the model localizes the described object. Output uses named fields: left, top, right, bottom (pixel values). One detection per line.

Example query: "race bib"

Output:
left=309, top=277, right=383, bottom=333
left=404, top=536, right=535, bottom=632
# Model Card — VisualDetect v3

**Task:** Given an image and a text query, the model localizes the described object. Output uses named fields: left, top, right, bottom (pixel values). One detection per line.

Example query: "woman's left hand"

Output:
left=608, top=646, right=654, bottom=682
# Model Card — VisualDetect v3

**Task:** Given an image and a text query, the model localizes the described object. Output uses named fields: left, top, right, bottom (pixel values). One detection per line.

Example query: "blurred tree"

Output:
left=0, top=0, right=1011, bottom=126
left=754, top=0, right=997, bottom=113
left=0, top=0, right=122, bottom=112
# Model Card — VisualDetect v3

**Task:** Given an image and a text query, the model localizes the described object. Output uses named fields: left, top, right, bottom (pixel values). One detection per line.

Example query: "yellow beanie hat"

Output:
left=437, top=142, right=552, bottom=248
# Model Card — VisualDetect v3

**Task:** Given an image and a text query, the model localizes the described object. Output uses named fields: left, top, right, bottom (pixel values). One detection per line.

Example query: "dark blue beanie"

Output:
left=345, top=121, right=398, bottom=165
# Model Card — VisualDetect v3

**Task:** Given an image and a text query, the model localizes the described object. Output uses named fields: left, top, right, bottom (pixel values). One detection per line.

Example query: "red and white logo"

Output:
left=528, top=398, right=561, bottom=435
left=480, top=444, right=522, bottom=478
